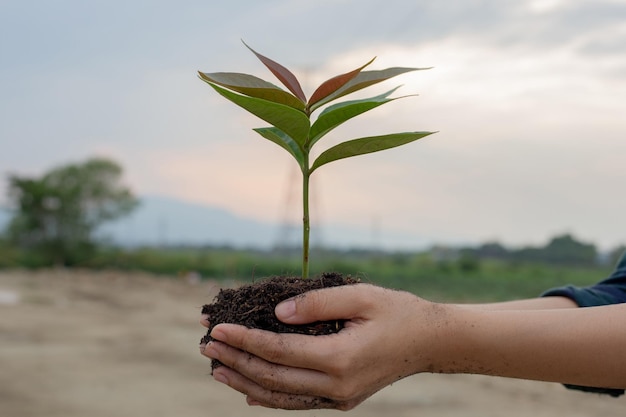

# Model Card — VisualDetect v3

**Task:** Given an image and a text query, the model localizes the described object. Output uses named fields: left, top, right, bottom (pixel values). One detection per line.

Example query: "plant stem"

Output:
left=302, top=164, right=310, bottom=279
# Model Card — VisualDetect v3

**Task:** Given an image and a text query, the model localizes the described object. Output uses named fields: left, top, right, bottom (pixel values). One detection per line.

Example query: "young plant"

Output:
left=199, top=41, right=435, bottom=279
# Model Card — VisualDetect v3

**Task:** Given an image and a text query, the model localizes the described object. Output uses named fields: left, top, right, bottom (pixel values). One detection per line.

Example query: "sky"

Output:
left=1, top=0, right=626, bottom=251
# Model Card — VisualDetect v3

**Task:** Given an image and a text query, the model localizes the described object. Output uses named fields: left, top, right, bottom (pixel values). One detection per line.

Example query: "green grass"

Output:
left=0, top=244, right=612, bottom=302
left=76, top=247, right=614, bottom=302
left=309, top=251, right=610, bottom=302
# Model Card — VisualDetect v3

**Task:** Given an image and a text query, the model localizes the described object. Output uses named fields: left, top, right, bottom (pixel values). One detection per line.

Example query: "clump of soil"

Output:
left=201, top=272, right=358, bottom=369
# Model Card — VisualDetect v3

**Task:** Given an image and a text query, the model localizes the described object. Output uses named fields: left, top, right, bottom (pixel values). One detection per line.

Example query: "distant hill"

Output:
left=1, top=196, right=430, bottom=250
left=0, top=197, right=276, bottom=248
left=98, top=195, right=279, bottom=248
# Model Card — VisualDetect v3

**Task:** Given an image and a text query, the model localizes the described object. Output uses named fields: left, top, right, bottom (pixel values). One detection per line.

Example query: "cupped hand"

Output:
left=200, top=283, right=449, bottom=410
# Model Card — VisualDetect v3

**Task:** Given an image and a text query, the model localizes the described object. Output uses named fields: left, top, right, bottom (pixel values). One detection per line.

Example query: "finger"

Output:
left=275, top=283, right=378, bottom=324
left=204, top=338, right=335, bottom=397
left=210, top=323, right=342, bottom=371
left=213, top=366, right=338, bottom=410
left=199, top=314, right=210, bottom=328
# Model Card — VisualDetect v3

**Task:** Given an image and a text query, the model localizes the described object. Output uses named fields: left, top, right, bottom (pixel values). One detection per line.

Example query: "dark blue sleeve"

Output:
left=542, top=251, right=626, bottom=307
left=540, top=251, right=626, bottom=397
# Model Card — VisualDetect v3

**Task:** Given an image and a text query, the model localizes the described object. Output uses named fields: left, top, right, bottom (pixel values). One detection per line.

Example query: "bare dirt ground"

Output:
left=1, top=269, right=624, bottom=417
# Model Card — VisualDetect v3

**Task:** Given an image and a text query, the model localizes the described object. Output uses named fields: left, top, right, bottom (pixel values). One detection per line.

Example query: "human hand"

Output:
left=199, top=283, right=448, bottom=410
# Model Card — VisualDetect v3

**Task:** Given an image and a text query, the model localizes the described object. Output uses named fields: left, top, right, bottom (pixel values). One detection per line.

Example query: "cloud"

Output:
left=284, top=35, right=626, bottom=248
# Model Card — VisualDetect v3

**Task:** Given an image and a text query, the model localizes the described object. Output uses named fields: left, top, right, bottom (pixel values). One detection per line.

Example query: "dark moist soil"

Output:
left=201, top=272, right=358, bottom=370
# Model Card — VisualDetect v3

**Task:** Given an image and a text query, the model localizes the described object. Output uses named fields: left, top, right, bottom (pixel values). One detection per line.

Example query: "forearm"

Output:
left=458, top=296, right=578, bottom=310
left=432, top=303, right=626, bottom=388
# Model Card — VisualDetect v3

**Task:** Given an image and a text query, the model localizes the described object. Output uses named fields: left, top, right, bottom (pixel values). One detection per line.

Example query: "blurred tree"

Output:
left=459, top=235, right=598, bottom=266
left=5, top=158, right=138, bottom=266
left=465, top=241, right=510, bottom=260
left=541, top=233, right=597, bottom=265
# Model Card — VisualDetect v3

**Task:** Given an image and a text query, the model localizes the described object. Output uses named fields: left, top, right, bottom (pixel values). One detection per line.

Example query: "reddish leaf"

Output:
left=243, top=40, right=307, bottom=103
left=309, top=67, right=431, bottom=112
left=307, top=57, right=375, bottom=110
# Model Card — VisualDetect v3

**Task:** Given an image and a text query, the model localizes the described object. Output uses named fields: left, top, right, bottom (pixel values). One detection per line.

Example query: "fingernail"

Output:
left=247, top=397, right=262, bottom=406
left=210, top=327, right=226, bottom=342
left=213, top=370, right=228, bottom=385
left=203, top=342, right=219, bottom=359
left=275, top=299, right=296, bottom=320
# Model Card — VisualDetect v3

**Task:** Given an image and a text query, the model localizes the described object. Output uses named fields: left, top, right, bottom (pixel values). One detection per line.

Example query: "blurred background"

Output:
left=1, top=0, right=626, bottom=416
left=2, top=0, right=626, bottom=252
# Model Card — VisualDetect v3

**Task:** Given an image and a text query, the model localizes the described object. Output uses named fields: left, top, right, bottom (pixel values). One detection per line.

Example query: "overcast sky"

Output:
left=1, top=0, right=625, bottom=250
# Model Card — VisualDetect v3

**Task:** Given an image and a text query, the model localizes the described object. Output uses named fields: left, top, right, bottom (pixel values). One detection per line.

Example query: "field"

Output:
left=1, top=268, right=625, bottom=417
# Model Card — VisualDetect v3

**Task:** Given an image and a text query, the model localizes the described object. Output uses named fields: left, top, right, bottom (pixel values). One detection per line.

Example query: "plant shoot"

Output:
left=199, top=41, right=435, bottom=278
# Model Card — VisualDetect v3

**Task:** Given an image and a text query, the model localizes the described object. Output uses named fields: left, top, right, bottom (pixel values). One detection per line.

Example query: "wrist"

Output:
left=415, top=303, right=482, bottom=375
left=402, top=300, right=460, bottom=375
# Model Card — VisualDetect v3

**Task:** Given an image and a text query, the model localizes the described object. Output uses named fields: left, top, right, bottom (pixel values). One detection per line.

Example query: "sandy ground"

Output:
left=1, top=269, right=625, bottom=417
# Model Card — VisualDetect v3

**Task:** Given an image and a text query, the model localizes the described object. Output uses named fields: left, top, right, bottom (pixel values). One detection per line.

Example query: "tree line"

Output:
left=0, top=158, right=624, bottom=269
left=459, top=235, right=625, bottom=268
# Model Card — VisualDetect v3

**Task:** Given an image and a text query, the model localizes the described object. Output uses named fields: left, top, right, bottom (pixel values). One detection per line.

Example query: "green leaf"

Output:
left=254, top=127, right=305, bottom=171
left=206, top=82, right=310, bottom=147
left=309, top=67, right=431, bottom=112
left=242, top=40, right=307, bottom=103
left=309, top=86, right=411, bottom=147
left=198, top=71, right=305, bottom=111
left=307, top=57, right=375, bottom=109
left=310, top=131, right=435, bottom=173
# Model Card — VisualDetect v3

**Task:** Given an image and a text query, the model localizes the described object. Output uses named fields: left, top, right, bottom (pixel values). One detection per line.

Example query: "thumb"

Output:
left=275, top=283, right=372, bottom=324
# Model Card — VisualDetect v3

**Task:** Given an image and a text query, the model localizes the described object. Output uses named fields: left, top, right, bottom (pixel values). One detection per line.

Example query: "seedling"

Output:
left=199, top=41, right=435, bottom=278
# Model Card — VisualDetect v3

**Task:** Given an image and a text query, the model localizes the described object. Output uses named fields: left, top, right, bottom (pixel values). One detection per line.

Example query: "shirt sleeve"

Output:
left=540, top=250, right=626, bottom=397
left=541, top=251, right=626, bottom=306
